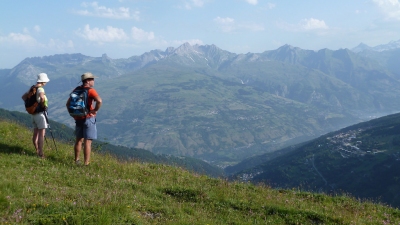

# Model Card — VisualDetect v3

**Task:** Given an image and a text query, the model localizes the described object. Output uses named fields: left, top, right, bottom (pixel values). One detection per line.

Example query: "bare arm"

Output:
left=89, top=95, right=102, bottom=116
left=38, top=92, right=45, bottom=106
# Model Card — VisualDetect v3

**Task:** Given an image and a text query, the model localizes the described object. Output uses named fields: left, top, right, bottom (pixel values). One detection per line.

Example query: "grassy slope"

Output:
left=0, top=108, right=224, bottom=178
left=1, top=120, right=400, bottom=224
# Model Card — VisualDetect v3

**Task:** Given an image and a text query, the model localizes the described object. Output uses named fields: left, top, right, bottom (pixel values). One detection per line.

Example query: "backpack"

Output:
left=24, top=86, right=42, bottom=114
left=67, top=86, right=90, bottom=117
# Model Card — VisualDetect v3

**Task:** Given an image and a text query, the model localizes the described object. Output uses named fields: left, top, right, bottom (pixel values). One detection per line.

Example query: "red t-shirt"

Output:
left=74, top=87, right=99, bottom=120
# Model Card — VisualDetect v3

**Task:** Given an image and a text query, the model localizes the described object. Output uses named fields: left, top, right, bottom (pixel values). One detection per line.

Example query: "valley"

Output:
left=1, top=42, right=400, bottom=168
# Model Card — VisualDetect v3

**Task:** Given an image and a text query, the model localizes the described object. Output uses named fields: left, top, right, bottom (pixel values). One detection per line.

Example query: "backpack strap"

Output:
left=35, top=86, right=46, bottom=113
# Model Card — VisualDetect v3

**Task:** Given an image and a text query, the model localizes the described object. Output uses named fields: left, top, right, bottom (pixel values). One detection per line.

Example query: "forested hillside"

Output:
left=231, top=112, right=400, bottom=208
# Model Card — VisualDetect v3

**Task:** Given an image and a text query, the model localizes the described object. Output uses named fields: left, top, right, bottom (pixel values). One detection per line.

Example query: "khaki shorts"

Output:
left=32, top=112, right=48, bottom=129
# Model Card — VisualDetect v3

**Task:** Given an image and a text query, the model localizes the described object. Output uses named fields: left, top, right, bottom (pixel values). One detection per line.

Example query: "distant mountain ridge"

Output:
left=351, top=39, right=400, bottom=53
left=1, top=41, right=400, bottom=167
left=7, top=43, right=236, bottom=86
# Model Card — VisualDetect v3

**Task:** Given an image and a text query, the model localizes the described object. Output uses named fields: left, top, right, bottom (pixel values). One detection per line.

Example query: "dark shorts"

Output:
left=75, top=117, right=97, bottom=140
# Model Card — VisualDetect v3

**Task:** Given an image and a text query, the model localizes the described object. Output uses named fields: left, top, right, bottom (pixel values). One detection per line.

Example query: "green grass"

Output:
left=1, top=119, right=400, bottom=224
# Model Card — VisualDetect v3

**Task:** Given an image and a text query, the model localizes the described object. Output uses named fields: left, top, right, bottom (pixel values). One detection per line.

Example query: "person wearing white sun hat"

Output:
left=21, top=72, right=50, bottom=158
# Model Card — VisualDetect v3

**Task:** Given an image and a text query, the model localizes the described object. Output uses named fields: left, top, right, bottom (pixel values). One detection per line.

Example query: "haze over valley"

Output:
left=1, top=40, right=400, bottom=169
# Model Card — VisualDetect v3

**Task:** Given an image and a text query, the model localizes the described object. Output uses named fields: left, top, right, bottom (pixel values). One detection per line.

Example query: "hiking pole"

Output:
left=44, top=135, right=49, bottom=148
left=43, top=110, right=58, bottom=151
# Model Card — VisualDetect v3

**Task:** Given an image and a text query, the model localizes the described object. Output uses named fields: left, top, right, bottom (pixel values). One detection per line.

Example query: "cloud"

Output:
left=76, top=1, right=139, bottom=20
left=214, top=17, right=264, bottom=32
left=48, top=39, right=74, bottom=50
left=0, top=31, right=74, bottom=52
left=77, top=25, right=128, bottom=43
left=300, top=18, right=329, bottom=30
left=131, top=27, right=155, bottom=42
left=0, top=33, right=36, bottom=44
left=278, top=18, right=328, bottom=32
left=34, top=25, right=41, bottom=33
left=240, top=23, right=265, bottom=31
left=182, top=0, right=205, bottom=9
left=214, top=17, right=236, bottom=32
left=266, top=3, right=276, bottom=9
left=372, top=0, right=400, bottom=20
left=245, top=0, right=258, bottom=5
left=21, top=25, right=41, bottom=34
left=76, top=25, right=157, bottom=44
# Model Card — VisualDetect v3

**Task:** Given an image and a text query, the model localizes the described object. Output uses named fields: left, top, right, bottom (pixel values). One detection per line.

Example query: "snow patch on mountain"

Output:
left=352, top=39, right=400, bottom=53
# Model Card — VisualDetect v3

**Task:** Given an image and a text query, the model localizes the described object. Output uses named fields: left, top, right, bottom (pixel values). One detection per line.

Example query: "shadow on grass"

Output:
left=0, top=138, right=60, bottom=159
left=0, top=141, right=72, bottom=167
left=0, top=143, right=36, bottom=157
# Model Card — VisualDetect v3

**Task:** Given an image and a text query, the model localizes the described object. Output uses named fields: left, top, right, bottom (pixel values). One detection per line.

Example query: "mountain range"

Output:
left=352, top=39, right=400, bottom=52
left=1, top=40, right=400, bottom=167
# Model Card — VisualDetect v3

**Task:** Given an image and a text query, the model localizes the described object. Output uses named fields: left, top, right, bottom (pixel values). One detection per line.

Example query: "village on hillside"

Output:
left=326, top=129, right=387, bottom=158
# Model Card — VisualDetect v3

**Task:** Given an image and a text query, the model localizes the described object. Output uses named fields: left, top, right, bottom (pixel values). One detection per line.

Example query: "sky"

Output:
left=1, top=0, right=400, bottom=69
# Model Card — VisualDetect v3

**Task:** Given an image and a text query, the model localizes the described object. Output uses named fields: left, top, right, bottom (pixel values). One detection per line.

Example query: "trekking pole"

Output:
left=44, top=135, right=49, bottom=148
left=43, top=110, right=58, bottom=151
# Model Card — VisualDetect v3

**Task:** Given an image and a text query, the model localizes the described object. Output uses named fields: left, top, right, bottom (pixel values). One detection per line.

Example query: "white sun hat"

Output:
left=37, top=73, right=50, bottom=83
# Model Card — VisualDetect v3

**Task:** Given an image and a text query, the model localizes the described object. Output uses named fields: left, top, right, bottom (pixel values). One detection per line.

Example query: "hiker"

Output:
left=66, top=72, right=102, bottom=166
left=21, top=73, right=50, bottom=158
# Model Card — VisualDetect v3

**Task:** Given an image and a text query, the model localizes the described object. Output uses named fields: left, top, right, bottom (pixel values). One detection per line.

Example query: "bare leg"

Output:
left=84, top=139, right=92, bottom=165
left=33, top=128, right=45, bottom=157
left=74, top=137, right=84, bottom=162
left=32, top=128, right=39, bottom=154
left=37, top=129, right=45, bottom=157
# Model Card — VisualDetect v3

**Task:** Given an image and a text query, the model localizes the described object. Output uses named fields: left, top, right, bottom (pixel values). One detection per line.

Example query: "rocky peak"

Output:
left=351, top=43, right=372, bottom=53
left=174, top=42, right=195, bottom=55
left=165, top=47, right=175, bottom=55
left=102, top=53, right=111, bottom=63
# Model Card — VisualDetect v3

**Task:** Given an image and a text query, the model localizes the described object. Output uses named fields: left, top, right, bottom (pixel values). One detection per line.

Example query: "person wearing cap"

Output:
left=21, top=73, right=50, bottom=158
left=66, top=72, right=102, bottom=166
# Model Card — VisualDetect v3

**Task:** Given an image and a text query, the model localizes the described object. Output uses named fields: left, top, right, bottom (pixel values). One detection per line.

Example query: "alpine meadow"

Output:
left=2, top=117, right=400, bottom=224
left=3, top=41, right=400, bottom=222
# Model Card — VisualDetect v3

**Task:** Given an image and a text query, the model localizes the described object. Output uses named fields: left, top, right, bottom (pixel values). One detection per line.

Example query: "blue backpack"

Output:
left=68, top=86, right=90, bottom=117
